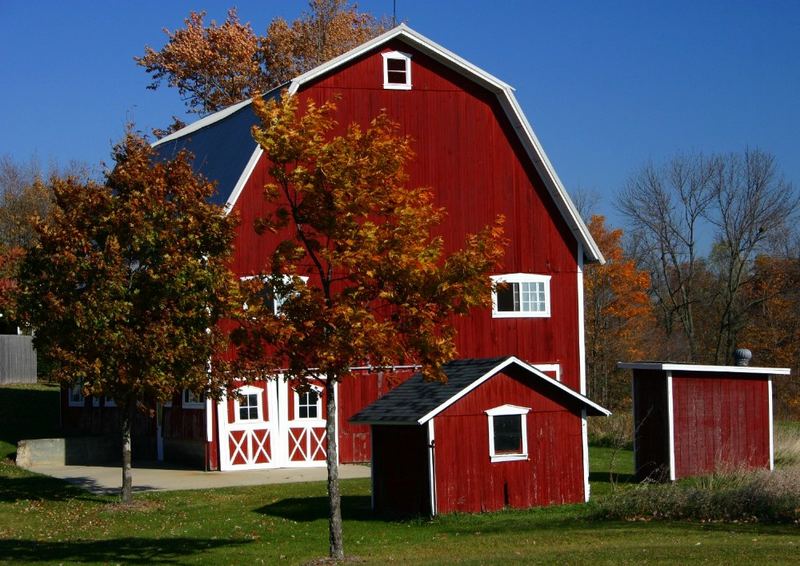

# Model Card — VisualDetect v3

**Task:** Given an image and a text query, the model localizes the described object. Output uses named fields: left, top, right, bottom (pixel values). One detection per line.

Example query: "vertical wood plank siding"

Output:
left=431, top=371, right=584, bottom=513
left=228, top=42, right=582, bottom=463
left=0, top=335, right=37, bottom=384
left=671, top=372, right=770, bottom=478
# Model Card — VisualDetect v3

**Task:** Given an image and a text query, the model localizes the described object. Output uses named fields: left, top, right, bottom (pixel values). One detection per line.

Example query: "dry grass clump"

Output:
left=774, top=422, right=800, bottom=467
left=588, top=412, right=633, bottom=449
left=596, top=465, right=800, bottom=523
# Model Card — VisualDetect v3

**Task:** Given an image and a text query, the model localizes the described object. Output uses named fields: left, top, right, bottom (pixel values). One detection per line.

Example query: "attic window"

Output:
left=382, top=51, right=412, bottom=90
left=486, top=404, right=530, bottom=462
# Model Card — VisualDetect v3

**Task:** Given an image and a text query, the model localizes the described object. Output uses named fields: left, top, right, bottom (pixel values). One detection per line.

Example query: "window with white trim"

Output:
left=182, top=389, right=204, bottom=409
left=241, top=274, right=308, bottom=315
left=486, top=404, right=530, bottom=462
left=491, top=274, right=551, bottom=318
left=295, top=387, right=321, bottom=420
left=382, top=50, right=412, bottom=90
left=68, top=382, right=84, bottom=407
left=236, top=387, right=263, bottom=421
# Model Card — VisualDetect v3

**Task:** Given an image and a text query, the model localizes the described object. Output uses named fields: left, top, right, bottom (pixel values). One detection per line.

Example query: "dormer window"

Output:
left=382, top=51, right=412, bottom=90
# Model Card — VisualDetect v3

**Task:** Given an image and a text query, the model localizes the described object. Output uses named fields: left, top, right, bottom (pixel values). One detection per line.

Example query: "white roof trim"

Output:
left=416, top=356, right=610, bottom=425
left=224, top=145, right=262, bottom=215
left=151, top=24, right=604, bottom=262
left=287, top=24, right=602, bottom=263
left=617, top=362, right=791, bottom=376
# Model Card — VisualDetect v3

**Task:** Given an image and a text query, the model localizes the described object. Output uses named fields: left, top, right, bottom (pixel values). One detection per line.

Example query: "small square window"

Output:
left=297, top=389, right=320, bottom=419
left=238, top=391, right=261, bottom=421
left=491, top=274, right=551, bottom=318
left=68, top=382, right=84, bottom=407
left=182, top=389, right=204, bottom=409
left=382, top=51, right=412, bottom=90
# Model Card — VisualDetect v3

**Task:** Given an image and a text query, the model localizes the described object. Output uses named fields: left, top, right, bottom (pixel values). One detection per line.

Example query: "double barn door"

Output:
left=218, top=379, right=329, bottom=470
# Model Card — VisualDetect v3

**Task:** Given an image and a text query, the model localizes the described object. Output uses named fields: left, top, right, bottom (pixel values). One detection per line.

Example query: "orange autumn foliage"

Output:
left=584, top=215, right=653, bottom=408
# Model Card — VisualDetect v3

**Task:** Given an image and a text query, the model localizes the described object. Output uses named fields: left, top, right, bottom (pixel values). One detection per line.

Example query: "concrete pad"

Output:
left=26, top=462, right=371, bottom=495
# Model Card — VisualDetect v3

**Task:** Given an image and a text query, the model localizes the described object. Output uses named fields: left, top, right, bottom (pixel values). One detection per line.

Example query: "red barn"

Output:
left=619, top=361, right=791, bottom=481
left=61, top=25, right=605, bottom=475
left=351, top=356, right=609, bottom=515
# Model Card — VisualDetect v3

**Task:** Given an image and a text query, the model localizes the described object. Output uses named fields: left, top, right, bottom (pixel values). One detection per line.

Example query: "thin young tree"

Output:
left=17, top=132, right=238, bottom=503
left=231, top=94, right=505, bottom=559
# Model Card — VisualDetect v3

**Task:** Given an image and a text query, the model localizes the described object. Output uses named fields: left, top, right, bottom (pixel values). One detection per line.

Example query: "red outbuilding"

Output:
left=618, top=360, right=790, bottom=481
left=351, top=356, right=609, bottom=515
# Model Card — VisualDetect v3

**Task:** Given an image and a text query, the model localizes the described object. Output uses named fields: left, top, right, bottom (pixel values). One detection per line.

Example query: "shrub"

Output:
left=595, top=466, right=800, bottom=523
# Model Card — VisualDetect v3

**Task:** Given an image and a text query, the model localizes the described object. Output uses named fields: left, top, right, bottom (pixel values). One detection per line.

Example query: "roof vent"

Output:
left=734, top=348, right=752, bottom=366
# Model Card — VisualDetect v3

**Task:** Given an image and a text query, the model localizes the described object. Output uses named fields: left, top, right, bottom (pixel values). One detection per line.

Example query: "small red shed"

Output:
left=618, top=360, right=791, bottom=481
left=350, top=356, right=610, bottom=516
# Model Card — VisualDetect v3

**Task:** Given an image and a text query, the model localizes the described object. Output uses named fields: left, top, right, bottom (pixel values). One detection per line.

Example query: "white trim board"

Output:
left=666, top=371, right=676, bottom=481
left=152, top=24, right=603, bottom=264
left=618, top=362, right=790, bottom=375
left=415, top=356, right=610, bottom=425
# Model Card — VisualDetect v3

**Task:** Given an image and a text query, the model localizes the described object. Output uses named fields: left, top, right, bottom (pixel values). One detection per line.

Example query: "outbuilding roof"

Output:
left=350, top=356, right=610, bottom=425
left=151, top=24, right=603, bottom=263
left=617, top=362, right=791, bottom=376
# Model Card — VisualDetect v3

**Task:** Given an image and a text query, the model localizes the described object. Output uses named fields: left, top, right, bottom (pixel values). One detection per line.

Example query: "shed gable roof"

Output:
left=350, top=356, right=610, bottom=425
left=152, top=24, right=603, bottom=263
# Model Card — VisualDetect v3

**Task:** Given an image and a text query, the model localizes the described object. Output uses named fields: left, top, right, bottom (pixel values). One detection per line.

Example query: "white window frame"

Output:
left=491, top=273, right=551, bottom=318
left=241, top=274, right=308, bottom=315
left=486, top=404, right=530, bottom=462
left=234, top=385, right=264, bottom=422
left=382, top=50, right=412, bottom=90
left=68, top=382, right=84, bottom=407
left=182, top=389, right=205, bottom=409
left=294, top=385, right=323, bottom=421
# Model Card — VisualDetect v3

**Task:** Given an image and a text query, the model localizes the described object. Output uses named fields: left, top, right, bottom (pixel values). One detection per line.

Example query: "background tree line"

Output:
left=585, top=149, right=799, bottom=416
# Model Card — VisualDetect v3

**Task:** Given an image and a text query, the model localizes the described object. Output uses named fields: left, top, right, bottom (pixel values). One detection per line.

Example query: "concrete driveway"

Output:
left=26, top=462, right=371, bottom=495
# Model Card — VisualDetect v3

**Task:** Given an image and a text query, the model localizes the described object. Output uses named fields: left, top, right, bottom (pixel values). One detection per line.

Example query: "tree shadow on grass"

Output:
left=256, top=495, right=375, bottom=522
left=0, top=472, right=99, bottom=503
left=0, top=537, right=249, bottom=564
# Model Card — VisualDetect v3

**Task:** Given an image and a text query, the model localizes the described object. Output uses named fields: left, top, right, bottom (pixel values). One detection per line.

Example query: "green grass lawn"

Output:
left=1, top=385, right=799, bottom=564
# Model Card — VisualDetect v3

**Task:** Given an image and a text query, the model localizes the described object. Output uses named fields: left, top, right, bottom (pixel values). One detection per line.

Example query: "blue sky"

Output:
left=1, top=0, right=798, bottom=222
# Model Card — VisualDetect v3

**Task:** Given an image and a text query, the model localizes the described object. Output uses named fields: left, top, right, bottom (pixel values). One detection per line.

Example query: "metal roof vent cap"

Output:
left=734, top=348, right=752, bottom=366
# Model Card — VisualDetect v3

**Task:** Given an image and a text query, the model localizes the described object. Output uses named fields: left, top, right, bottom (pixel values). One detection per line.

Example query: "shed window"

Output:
left=491, top=274, right=551, bottom=318
left=486, top=404, right=530, bottom=462
left=382, top=51, right=412, bottom=90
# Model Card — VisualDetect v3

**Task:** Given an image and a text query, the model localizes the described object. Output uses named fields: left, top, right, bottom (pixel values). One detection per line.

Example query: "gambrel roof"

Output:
left=153, top=24, right=604, bottom=263
left=350, top=356, right=610, bottom=425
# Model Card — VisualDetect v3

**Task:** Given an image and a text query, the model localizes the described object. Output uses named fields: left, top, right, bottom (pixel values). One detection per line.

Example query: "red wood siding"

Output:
left=432, top=370, right=585, bottom=514
left=632, top=370, right=670, bottom=481
left=671, top=372, right=770, bottom=478
left=338, top=370, right=413, bottom=462
left=229, top=41, right=582, bottom=392
left=372, top=425, right=431, bottom=516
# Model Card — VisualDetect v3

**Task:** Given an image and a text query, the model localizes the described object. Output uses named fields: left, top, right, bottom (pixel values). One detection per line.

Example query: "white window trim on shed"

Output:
left=486, top=404, right=531, bottom=462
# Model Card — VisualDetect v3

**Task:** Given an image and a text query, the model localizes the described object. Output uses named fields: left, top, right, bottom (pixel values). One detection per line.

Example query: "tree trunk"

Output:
left=325, top=374, right=344, bottom=560
left=120, top=396, right=135, bottom=504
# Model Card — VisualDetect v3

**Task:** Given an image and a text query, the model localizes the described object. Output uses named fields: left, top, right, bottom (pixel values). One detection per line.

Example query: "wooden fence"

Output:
left=0, top=335, right=37, bottom=385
